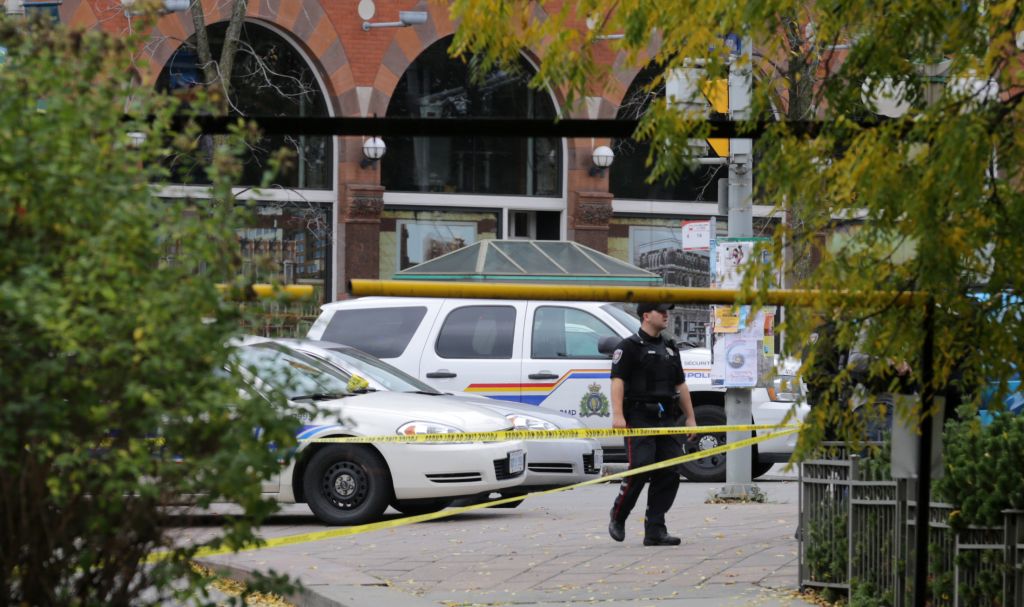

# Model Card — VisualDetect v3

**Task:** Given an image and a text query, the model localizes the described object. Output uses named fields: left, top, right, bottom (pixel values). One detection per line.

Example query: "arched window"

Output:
left=157, top=22, right=332, bottom=190
left=383, top=37, right=561, bottom=197
left=611, top=63, right=722, bottom=202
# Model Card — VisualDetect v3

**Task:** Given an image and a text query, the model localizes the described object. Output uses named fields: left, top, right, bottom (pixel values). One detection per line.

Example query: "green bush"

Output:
left=0, top=18, right=309, bottom=605
left=937, top=413, right=1024, bottom=526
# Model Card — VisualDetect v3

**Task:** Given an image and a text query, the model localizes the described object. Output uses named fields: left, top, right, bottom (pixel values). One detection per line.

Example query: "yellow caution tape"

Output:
left=149, top=427, right=798, bottom=563
left=302, top=423, right=801, bottom=444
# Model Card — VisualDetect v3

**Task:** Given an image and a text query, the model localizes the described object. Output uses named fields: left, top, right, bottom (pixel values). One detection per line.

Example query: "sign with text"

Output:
left=681, top=219, right=713, bottom=251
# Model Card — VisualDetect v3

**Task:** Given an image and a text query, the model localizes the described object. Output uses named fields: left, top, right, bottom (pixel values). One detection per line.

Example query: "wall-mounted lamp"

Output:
left=363, top=10, right=427, bottom=31
left=589, top=145, right=614, bottom=177
left=584, top=15, right=624, bottom=41
left=361, top=136, right=386, bottom=168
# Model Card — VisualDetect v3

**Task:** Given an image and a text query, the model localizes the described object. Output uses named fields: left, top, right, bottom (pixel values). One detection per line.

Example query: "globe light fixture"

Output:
left=589, top=145, right=614, bottom=176
left=361, top=136, right=386, bottom=168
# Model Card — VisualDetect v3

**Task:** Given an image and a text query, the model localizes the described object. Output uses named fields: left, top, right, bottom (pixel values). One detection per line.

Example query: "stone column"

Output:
left=569, top=190, right=614, bottom=253
left=336, top=183, right=383, bottom=299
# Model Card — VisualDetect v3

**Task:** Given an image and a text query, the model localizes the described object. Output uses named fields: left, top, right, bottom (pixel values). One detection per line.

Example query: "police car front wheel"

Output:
left=303, top=445, right=392, bottom=525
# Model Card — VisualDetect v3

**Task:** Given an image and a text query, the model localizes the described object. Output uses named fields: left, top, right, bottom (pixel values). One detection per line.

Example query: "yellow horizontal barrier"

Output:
left=215, top=283, right=315, bottom=300
left=302, top=423, right=800, bottom=444
left=348, top=279, right=926, bottom=307
left=149, top=427, right=798, bottom=562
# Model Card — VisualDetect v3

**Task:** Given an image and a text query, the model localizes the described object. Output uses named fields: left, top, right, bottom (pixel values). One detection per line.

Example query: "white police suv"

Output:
left=308, top=298, right=807, bottom=481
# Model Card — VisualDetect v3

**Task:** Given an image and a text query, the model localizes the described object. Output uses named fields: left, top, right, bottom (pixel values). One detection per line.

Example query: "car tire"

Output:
left=752, top=459, right=775, bottom=479
left=391, top=498, right=453, bottom=516
left=303, top=445, right=392, bottom=526
left=678, top=405, right=779, bottom=482
left=678, top=404, right=728, bottom=482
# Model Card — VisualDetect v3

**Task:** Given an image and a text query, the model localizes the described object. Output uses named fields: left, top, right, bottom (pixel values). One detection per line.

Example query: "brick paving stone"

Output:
left=180, top=477, right=816, bottom=606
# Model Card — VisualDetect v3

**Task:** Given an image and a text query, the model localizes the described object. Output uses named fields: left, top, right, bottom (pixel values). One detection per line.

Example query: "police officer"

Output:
left=608, top=302, right=696, bottom=546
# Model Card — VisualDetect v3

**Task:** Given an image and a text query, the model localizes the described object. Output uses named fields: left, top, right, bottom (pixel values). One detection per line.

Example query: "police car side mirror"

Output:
left=597, top=336, right=619, bottom=356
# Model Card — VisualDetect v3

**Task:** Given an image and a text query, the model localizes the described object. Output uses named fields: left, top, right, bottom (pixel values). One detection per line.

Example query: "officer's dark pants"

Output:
left=610, top=409, right=682, bottom=535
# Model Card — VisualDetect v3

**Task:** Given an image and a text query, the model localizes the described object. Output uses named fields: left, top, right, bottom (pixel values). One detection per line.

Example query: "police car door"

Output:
left=522, top=304, right=621, bottom=431
left=417, top=301, right=524, bottom=403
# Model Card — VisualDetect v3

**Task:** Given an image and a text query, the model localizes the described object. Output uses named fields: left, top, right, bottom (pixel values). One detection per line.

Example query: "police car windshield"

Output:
left=236, top=343, right=353, bottom=401
left=324, top=347, right=442, bottom=395
left=602, top=303, right=641, bottom=333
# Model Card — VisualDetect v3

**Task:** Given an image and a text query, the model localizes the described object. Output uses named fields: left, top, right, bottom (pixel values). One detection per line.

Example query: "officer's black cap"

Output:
left=636, top=303, right=674, bottom=317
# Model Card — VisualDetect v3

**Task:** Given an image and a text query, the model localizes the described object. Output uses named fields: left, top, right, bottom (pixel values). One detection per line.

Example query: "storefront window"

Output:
left=157, top=22, right=331, bottom=190
left=611, top=63, right=722, bottom=202
left=629, top=224, right=712, bottom=345
left=396, top=220, right=477, bottom=271
left=383, top=37, right=561, bottom=197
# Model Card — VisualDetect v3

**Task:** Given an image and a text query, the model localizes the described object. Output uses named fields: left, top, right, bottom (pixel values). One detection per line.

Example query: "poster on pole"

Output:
left=712, top=236, right=769, bottom=289
left=711, top=334, right=759, bottom=387
left=681, top=219, right=714, bottom=251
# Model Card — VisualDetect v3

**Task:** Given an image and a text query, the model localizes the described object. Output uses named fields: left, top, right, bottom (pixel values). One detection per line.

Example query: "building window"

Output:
left=629, top=224, right=712, bottom=345
left=508, top=210, right=560, bottom=240
left=383, top=36, right=561, bottom=197
left=235, top=203, right=331, bottom=293
left=396, top=219, right=477, bottom=272
left=157, top=22, right=332, bottom=190
left=611, top=63, right=723, bottom=202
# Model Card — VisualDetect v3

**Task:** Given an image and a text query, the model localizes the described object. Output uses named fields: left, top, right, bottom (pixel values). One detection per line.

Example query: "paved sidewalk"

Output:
left=174, top=470, right=815, bottom=607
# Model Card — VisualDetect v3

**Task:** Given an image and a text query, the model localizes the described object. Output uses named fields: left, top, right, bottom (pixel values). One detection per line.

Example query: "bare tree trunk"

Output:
left=780, top=14, right=817, bottom=122
left=189, top=0, right=217, bottom=86
left=776, top=12, right=821, bottom=288
left=217, top=0, right=248, bottom=101
left=188, top=0, right=247, bottom=107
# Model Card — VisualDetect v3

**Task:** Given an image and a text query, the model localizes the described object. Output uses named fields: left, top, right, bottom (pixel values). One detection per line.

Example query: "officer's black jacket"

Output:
left=610, top=329, right=686, bottom=410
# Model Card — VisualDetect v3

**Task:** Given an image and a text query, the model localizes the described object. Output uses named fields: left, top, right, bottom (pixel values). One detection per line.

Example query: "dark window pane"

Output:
left=611, top=63, right=722, bottom=202
left=383, top=37, right=560, bottom=197
left=322, top=307, right=428, bottom=359
left=436, top=306, right=516, bottom=359
left=157, top=22, right=331, bottom=189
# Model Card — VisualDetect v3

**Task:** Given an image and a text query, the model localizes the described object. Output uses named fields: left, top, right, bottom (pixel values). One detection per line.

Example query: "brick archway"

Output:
left=58, top=0, right=354, bottom=115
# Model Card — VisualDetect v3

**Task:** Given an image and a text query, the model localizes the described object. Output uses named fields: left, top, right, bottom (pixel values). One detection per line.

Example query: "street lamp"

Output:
left=589, top=145, right=614, bottom=176
left=362, top=10, right=427, bottom=31
left=360, top=136, right=386, bottom=169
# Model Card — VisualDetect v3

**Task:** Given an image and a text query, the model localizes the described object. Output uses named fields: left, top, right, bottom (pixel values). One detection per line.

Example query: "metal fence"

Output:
left=798, top=443, right=1024, bottom=606
left=239, top=296, right=321, bottom=338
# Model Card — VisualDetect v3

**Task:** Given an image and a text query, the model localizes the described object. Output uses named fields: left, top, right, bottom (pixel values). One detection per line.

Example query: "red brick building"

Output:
left=48, top=0, right=779, bottom=343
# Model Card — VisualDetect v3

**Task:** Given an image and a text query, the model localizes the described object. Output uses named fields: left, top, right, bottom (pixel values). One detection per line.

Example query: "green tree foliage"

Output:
left=0, top=17, right=308, bottom=605
left=448, top=0, right=1024, bottom=452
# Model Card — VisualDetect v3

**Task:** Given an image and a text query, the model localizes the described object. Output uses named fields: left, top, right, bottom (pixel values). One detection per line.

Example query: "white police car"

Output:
left=232, top=340, right=527, bottom=524
left=265, top=338, right=604, bottom=498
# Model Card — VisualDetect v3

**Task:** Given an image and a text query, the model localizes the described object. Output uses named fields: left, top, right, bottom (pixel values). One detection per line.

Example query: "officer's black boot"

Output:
left=643, top=524, right=681, bottom=546
left=608, top=509, right=625, bottom=542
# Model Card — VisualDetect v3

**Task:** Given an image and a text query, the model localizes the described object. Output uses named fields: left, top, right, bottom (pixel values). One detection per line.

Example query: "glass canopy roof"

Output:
left=394, top=240, right=662, bottom=286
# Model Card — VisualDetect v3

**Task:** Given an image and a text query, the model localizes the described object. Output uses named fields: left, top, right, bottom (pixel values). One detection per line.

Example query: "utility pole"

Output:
left=716, top=38, right=760, bottom=500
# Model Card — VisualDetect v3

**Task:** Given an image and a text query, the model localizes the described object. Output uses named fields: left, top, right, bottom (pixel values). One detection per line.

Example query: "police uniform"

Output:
left=608, top=305, right=686, bottom=546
